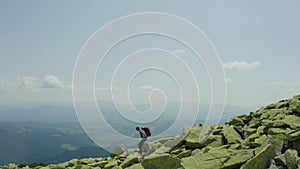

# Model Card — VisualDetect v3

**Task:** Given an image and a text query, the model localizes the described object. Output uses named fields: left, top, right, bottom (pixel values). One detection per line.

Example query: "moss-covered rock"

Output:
left=120, top=157, right=139, bottom=168
left=285, top=149, right=300, bottom=169
left=181, top=147, right=253, bottom=169
left=111, top=144, right=127, bottom=158
left=222, top=125, right=242, bottom=144
left=184, top=124, right=212, bottom=149
left=175, top=150, right=191, bottom=159
left=288, top=130, right=300, bottom=141
left=242, top=144, right=275, bottom=169
left=227, top=117, right=244, bottom=126
left=125, top=163, right=144, bottom=169
left=104, top=159, right=119, bottom=169
left=141, top=154, right=181, bottom=169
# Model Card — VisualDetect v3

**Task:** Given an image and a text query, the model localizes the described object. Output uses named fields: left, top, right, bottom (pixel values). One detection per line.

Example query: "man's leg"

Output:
left=138, top=138, right=146, bottom=154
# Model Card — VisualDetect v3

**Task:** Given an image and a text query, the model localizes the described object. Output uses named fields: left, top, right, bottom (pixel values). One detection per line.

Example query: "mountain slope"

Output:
left=2, top=94, right=300, bottom=169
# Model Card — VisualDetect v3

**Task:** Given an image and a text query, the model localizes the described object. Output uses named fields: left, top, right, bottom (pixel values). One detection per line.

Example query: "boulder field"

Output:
left=2, top=94, right=300, bottom=169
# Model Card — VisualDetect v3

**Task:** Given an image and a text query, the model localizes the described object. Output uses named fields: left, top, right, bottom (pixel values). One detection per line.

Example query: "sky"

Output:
left=1, top=1, right=300, bottom=109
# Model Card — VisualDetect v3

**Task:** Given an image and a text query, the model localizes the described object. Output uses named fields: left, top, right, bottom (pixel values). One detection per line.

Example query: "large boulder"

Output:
left=141, top=154, right=181, bottom=169
left=242, top=144, right=276, bottom=169
left=184, top=124, right=213, bottom=149
left=227, top=117, right=244, bottom=126
left=181, top=147, right=253, bottom=169
left=288, top=130, right=300, bottom=141
left=222, top=125, right=242, bottom=144
left=285, top=149, right=300, bottom=169
left=126, top=163, right=144, bottom=169
left=120, top=157, right=139, bottom=168
left=111, top=144, right=127, bottom=157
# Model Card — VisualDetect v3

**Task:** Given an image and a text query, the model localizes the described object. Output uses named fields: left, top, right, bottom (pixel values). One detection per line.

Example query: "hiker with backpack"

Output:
left=136, top=126, right=151, bottom=154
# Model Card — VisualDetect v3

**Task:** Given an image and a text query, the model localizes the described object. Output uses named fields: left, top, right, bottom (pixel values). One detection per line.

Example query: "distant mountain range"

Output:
left=0, top=103, right=254, bottom=123
left=0, top=103, right=254, bottom=165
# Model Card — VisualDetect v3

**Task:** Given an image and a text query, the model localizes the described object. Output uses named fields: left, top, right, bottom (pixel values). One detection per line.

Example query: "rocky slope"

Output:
left=2, top=94, right=300, bottom=169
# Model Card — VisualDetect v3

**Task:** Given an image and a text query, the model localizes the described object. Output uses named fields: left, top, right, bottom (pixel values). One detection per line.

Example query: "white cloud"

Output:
left=224, top=78, right=232, bottom=85
left=223, top=61, right=260, bottom=70
left=171, top=49, right=184, bottom=54
left=269, top=81, right=286, bottom=89
left=96, top=87, right=119, bottom=92
left=139, top=85, right=156, bottom=91
left=18, top=76, right=40, bottom=90
left=41, top=75, right=63, bottom=88
left=269, top=81, right=300, bottom=93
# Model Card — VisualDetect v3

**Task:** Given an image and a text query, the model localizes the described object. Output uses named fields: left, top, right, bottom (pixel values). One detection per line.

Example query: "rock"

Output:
left=222, top=125, right=242, bottom=144
left=81, top=165, right=93, bottom=169
left=256, top=126, right=266, bottom=135
left=104, top=159, right=119, bottom=169
left=289, top=95, right=300, bottom=114
left=243, top=128, right=257, bottom=137
left=164, top=136, right=184, bottom=148
left=67, top=159, right=79, bottom=167
left=125, top=163, right=144, bottom=169
left=274, top=154, right=286, bottom=166
left=184, top=124, right=212, bottom=149
left=112, top=166, right=122, bottom=169
left=141, top=154, right=181, bottom=169
left=190, top=149, right=202, bottom=156
left=252, top=135, right=268, bottom=154
left=288, top=130, right=300, bottom=141
left=181, top=147, right=253, bottom=169
left=242, top=144, right=275, bottom=169
left=170, top=148, right=182, bottom=155
left=153, top=145, right=171, bottom=154
left=175, top=150, right=191, bottom=159
left=155, top=137, right=175, bottom=145
left=267, top=128, right=287, bottom=135
left=239, top=114, right=253, bottom=124
left=285, top=149, right=300, bottom=169
left=111, top=144, right=127, bottom=158
left=227, top=117, right=244, bottom=126
left=127, top=152, right=142, bottom=159
left=247, top=119, right=262, bottom=128
left=120, top=158, right=139, bottom=168
left=267, top=134, right=286, bottom=155
left=88, top=161, right=108, bottom=168
left=181, top=151, right=223, bottom=169
left=284, top=115, right=300, bottom=127
left=292, top=139, right=300, bottom=154
left=262, top=120, right=287, bottom=128
left=269, top=159, right=279, bottom=169
left=222, top=149, right=254, bottom=168
left=205, top=135, right=224, bottom=147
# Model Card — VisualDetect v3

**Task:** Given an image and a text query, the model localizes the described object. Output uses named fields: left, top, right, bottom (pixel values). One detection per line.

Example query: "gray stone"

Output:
left=141, top=154, right=181, bottom=169
left=285, top=149, right=300, bottom=169
left=242, top=144, right=275, bottom=169
left=223, top=125, right=242, bottom=144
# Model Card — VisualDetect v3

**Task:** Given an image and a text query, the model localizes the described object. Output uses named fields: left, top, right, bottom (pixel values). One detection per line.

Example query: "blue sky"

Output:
left=0, top=1, right=300, bottom=108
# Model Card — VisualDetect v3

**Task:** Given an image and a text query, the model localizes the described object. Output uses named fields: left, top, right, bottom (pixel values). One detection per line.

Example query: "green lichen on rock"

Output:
left=222, top=125, right=242, bottom=144
left=141, top=154, right=181, bottom=169
left=285, top=149, right=300, bottom=169
left=242, top=144, right=276, bottom=169
left=181, top=147, right=253, bottom=169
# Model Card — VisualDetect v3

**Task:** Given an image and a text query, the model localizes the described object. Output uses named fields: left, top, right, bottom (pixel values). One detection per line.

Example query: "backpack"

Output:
left=142, top=126, right=151, bottom=137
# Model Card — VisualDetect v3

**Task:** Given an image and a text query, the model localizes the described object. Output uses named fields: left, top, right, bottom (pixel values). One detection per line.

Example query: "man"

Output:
left=136, top=127, right=147, bottom=154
